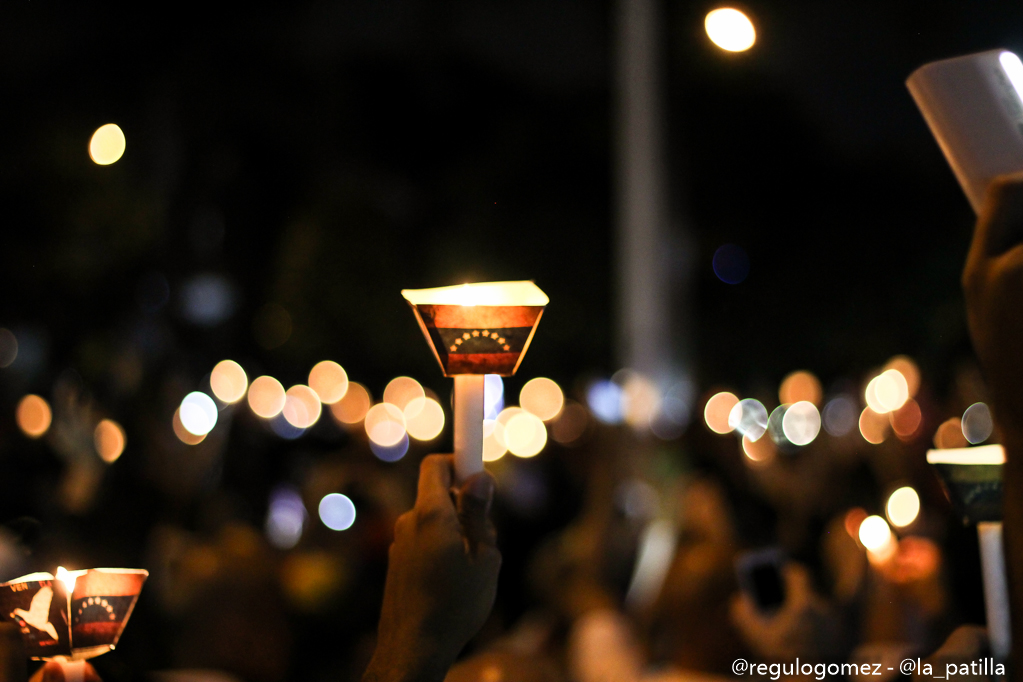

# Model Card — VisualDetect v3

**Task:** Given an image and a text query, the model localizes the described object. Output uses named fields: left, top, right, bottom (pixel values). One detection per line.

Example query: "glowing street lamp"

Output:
left=402, top=281, right=548, bottom=480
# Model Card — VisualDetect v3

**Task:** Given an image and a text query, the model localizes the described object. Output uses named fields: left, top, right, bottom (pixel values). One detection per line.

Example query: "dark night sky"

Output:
left=2, top=0, right=1022, bottom=409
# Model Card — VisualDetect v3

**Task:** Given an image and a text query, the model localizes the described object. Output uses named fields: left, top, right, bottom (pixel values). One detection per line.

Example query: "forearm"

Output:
left=1001, top=429, right=1023, bottom=682
left=362, top=646, right=452, bottom=682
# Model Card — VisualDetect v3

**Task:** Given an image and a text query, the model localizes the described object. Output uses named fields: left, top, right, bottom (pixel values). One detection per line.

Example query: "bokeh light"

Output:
left=504, top=410, right=547, bottom=458
left=172, top=407, right=206, bottom=445
left=318, top=493, right=356, bottom=531
left=248, top=376, right=287, bottom=418
left=712, top=244, right=750, bottom=283
left=890, top=399, right=922, bottom=440
left=16, top=395, right=51, bottom=438
left=859, top=407, right=889, bottom=444
left=483, top=419, right=508, bottom=462
left=779, top=371, right=822, bottom=406
left=330, top=382, right=372, bottom=425
left=886, top=487, right=921, bottom=528
left=179, top=391, right=219, bottom=436
left=962, top=402, right=994, bottom=444
left=858, top=515, right=893, bottom=552
left=308, top=361, right=349, bottom=404
left=283, top=385, right=322, bottom=429
left=94, top=419, right=126, bottom=463
left=551, top=400, right=589, bottom=445
left=383, top=376, right=425, bottom=412
left=742, top=433, right=775, bottom=463
left=587, top=379, right=623, bottom=424
left=371, top=432, right=409, bottom=462
left=704, top=391, right=739, bottom=434
left=484, top=374, right=505, bottom=420
left=365, top=403, right=406, bottom=447
left=620, top=372, right=661, bottom=428
left=705, top=8, right=756, bottom=52
left=867, top=369, right=909, bottom=413
left=404, top=397, right=445, bottom=441
left=89, top=123, right=126, bottom=165
left=728, top=398, right=768, bottom=441
left=822, top=396, right=857, bottom=437
left=885, top=356, right=921, bottom=397
left=520, top=378, right=565, bottom=421
left=210, top=360, right=248, bottom=403
left=781, top=401, right=821, bottom=446
left=0, top=328, right=17, bottom=368
left=844, top=508, right=868, bottom=539
left=934, top=417, right=969, bottom=450
left=266, top=487, right=306, bottom=549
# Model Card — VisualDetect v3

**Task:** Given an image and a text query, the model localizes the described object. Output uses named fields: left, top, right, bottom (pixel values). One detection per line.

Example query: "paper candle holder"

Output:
left=401, top=281, right=549, bottom=377
left=0, top=567, right=148, bottom=661
left=926, top=444, right=1004, bottom=525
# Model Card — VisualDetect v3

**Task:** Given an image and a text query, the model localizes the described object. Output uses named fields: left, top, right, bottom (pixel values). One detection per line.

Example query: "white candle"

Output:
left=978, top=521, right=1011, bottom=660
left=59, top=660, right=87, bottom=682
left=453, top=375, right=485, bottom=482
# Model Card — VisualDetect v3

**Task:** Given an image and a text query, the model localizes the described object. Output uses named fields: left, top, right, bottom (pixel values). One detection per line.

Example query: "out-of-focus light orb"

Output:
left=654, top=380, right=695, bottom=438
left=890, top=399, right=923, bottom=440
left=318, top=493, right=356, bottom=531
left=742, top=433, right=775, bottom=463
left=871, top=369, right=909, bottom=413
left=180, top=273, right=237, bottom=326
left=483, top=419, right=508, bottom=462
left=779, top=371, right=822, bottom=406
left=504, top=411, right=547, bottom=458
left=283, top=385, right=322, bottom=429
left=705, top=8, right=755, bottom=52
left=587, top=379, right=623, bottom=424
left=620, top=372, right=661, bottom=428
left=94, top=419, right=126, bottom=463
left=371, top=432, right=409, bottom=462
left=712, top=244, right=750, bottom=283
left=844, top=508, right=868, bottom=539
left=885, top=356, right=921, bottom=398
left=210, top=360, right=248, bottom=403
left=822, top=396, right=857, bottom=437
left=16, top=395, right=51, bottom=438
left=266, top=487, right=306, bottom=550
left=962, top=402, right=994, bottom=444
left=383, top=376, right=425, bottom=412
left=365, top=403, right=407, bottom=447
left=858, top=515, right=893, bottom=552
left=859, top=407, right=889, bottom=444
left=404, top=397, right=445, bottom=441
left=331, top=382, right=372, bottom=425
left=248, top=376, right=287, bottom=419
left=728, top=398, right=768, bottom=441
left=179, top=391, right=219, bottom=436
left=551, top=401, right=589, bottom=445
left=308, top=361, right=349, bottom=404
left=484, top=374, right=505, bottom=420
left=781, top=401, right=821, bottom=446
left=886, top=487, right=921, bottom=528
left=704, top=391, right=739, bottom=434
left=173, top=407, right=206, bottom=445
left=89, top=123, right=126, bottom=165
left=520, top=378, right=565, bottom=422
left=271, top=412, right=306, bottom=440
left=0, top=328, right=17, bottom=368
left=934, top=417, right=969, bottom=450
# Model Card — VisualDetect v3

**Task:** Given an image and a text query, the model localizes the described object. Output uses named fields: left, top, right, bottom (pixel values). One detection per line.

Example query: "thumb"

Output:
left=456, top=471, right=497, bottom=553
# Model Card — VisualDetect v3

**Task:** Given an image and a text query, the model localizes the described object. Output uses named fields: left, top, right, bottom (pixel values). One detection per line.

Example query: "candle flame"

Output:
left=55, top=566, right=77, bottom=593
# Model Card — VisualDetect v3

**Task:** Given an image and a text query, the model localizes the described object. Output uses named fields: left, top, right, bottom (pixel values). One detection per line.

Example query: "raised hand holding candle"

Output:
left=402, top=281, right=548, bottom=481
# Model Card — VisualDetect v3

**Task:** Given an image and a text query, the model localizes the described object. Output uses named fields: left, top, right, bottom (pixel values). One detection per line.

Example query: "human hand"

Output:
left=962, top=172, right=1023, bottom=443
left=730, top=563, right=841, bottom=661
left=363, top=455, right=501, bottom=682
left=28, top=662, right=101, bottom=682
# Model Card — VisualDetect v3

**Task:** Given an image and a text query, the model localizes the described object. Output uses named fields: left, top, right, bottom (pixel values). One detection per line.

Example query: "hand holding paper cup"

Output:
left=402, top=281, right=548, bottom=481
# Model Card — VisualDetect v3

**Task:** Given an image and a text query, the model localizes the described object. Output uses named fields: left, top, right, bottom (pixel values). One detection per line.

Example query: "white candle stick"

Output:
left=978, top=521, right=1011, bottom=660
left=453, top=375, right=485, bottom=482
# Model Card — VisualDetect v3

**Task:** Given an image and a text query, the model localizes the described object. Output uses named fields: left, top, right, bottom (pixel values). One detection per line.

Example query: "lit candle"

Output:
left=402, top=281, right=548, bottom=481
